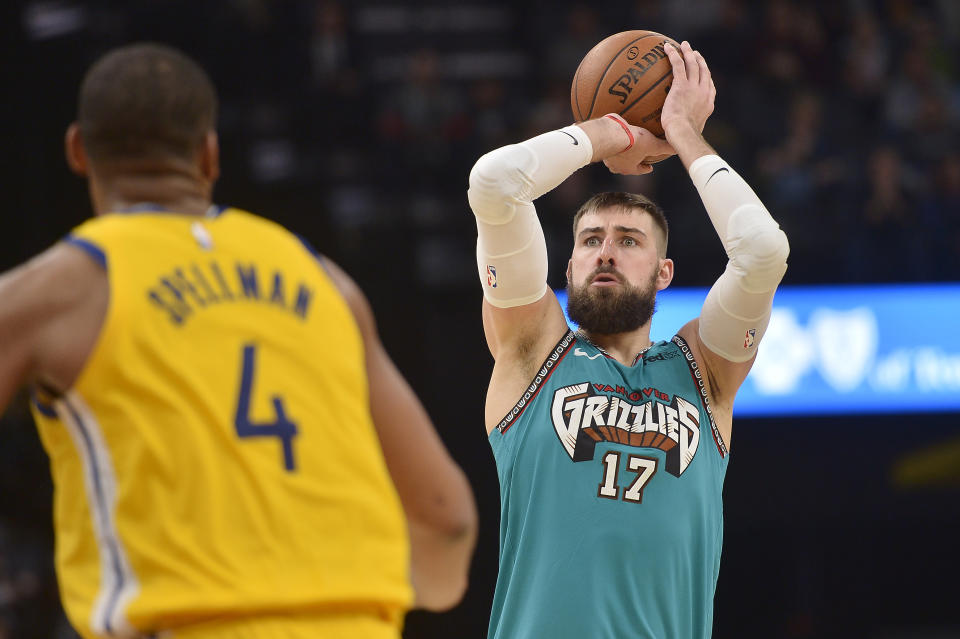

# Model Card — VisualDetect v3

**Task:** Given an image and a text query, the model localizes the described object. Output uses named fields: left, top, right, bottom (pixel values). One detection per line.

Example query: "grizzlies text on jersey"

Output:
left=488, top=330, right=729, bottom=639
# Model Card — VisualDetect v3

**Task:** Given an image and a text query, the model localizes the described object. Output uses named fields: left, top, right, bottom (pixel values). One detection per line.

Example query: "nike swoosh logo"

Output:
left=561, top=131, right=579, bottom=145
left=705, top=167, right=728, bottom=186
left=574, top=348, right=601, bottom=360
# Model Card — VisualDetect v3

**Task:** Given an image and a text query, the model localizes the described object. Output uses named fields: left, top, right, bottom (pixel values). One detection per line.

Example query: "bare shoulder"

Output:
left=314, top=256, right=377, bottom=337
left=481, top=289, right=569, bottom=365
left=676, top=318, right=755, bottom=450
left=0, top=241, right=104, bottom=300
left=677, top=318, right=755, bottom=404
left=0, top=241, right=108, bottom=394
left=481, top=290, right=570, bottom=434
left=316, top=255, right=358, bottom=300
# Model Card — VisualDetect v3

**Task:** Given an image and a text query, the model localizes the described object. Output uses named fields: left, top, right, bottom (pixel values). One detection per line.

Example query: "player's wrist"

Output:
left=576, top=117, right=631, bottom=162
left=661, top=117, right=697, bottom=141
left=602, top=114, right=635, bottom=153
left=663, top=120, right=713, bottom=169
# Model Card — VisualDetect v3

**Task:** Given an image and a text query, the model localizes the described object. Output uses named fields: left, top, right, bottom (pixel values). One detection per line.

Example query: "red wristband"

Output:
left=604, top=114, right=635, bottom=152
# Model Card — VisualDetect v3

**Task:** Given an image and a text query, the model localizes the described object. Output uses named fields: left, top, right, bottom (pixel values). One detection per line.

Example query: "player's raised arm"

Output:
left=467, top=114, right=674, bottom=362
left=322, top=258, right=477, bottom=611
left=663, top=41, right=790, bottom=412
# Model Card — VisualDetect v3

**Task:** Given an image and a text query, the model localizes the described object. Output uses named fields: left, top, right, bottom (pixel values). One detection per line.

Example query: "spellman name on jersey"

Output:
left=550, top=382, right=700, bottom=477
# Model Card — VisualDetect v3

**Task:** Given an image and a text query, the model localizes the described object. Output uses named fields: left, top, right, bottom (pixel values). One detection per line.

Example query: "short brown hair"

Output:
left=572, top=192, right=669, bottom=257
left=78, top=43, right=217, bottom=163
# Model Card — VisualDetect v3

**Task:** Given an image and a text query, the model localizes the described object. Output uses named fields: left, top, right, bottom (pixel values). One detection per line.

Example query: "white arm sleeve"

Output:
left=467, top=125, right=593, bottom=308
left=690, top=155, right=790, bottom=362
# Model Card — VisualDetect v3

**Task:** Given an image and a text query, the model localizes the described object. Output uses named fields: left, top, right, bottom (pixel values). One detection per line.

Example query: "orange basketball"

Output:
left=571, top=30, right=679, bottom=137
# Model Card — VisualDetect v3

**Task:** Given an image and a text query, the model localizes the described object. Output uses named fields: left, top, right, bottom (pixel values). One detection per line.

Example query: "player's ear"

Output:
left=200, top=130, right=220, bottom=183
left=656, top=257, right=674, bottom=291
left=65, top=123, right=89, bottom=177
left=566, top=259, right=573, bottom=284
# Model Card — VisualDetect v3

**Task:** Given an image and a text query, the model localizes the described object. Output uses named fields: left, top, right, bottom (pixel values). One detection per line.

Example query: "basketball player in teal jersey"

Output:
left=468, top=42, right=789, bottom=638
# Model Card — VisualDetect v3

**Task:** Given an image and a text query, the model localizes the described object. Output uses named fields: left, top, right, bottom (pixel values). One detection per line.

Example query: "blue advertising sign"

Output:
left=554, top=284, right=960, bottom=416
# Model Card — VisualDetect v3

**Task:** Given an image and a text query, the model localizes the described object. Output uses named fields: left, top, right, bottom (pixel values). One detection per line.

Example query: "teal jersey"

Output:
left=488, top=331, right=729, bottom=639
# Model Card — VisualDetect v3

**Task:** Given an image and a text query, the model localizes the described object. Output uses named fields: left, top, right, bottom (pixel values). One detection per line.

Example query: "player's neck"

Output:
left=91, top=170, right=213, bottom=218
left=577, top=327, right=653, bottom=366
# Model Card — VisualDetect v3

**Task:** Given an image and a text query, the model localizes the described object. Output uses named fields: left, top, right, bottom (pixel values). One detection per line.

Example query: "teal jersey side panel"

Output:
left=489, top=332, right=729, bottom=639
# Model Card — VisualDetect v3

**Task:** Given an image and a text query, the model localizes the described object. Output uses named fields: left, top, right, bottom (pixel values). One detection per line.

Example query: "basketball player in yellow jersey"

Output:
left=0, top=43, right=477, bottom=639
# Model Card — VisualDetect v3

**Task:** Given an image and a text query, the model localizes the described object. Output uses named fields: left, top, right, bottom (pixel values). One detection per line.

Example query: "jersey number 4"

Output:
left=233, top=343, right=299, bottom=472
left=598, top=451, right=657, bottom=503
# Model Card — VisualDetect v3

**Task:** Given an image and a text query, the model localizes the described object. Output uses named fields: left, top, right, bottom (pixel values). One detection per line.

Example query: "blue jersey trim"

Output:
left=31, top=389, right=58, bottom=418
left=60, top=397, right=126, bottom=634
left=109, top=203, right=227, bottom=216
left=65, top=236, right=107, bottom=269
left=295, top=234, right=328, bottom=271
left=207, top=204, right=228, bottom=217
left=114, top=203, right=169, bottom=213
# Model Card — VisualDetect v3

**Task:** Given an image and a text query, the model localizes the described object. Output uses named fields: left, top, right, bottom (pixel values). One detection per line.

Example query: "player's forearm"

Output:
left=361, top=334, right=478, bottom=600
left=381, top=408, right=476, bottom=611
left=468, top=124, right=594, bottom=220
left=379, top=419, right=477, bottom=610
left=675, top=128, right=790, bottom=363
left=370, top=381, right=477, bottom=544
left=685, top=148, right=783, bottom=266
left=467, top=116, right=630, bottom=213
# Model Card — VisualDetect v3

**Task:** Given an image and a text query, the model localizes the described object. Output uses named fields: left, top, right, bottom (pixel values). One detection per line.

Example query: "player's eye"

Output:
left=585, top=237, right=601, bottom=247
left=621, top=237, right=637, bottom=247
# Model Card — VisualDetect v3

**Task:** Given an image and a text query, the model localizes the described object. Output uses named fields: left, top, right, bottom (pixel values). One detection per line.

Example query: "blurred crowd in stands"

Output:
left=3, top=0, right=959, bottom=636
left=219, top=0, right=960, bottom=289
left=10, top=0, right=960, bottom=291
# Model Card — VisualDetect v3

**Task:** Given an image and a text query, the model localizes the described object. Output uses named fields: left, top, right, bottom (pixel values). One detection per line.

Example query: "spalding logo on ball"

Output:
left=571, top=30, right=679, bottom=137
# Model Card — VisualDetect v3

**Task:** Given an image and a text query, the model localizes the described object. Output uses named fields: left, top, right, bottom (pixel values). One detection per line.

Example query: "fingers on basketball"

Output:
left=570, top=30, right=680, bottom=137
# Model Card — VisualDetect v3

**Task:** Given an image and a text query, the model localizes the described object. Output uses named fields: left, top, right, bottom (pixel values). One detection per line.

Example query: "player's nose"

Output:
left=597, top=237, right=616, bottom=263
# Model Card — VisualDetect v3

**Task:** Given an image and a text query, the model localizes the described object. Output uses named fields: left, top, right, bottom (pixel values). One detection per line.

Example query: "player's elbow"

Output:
left=442, top=489, right=479, bottom=543
left=726, top=207, right=790, bottom=293
left=468, top=145, right=535, bottom=224
left=409, top=501, right=478, bottom=611
left=757, top=221, right=790, bottom=263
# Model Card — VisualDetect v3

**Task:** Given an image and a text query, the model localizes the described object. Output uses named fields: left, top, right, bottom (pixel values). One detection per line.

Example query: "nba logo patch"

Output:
left=744, top=328, right=756, bottom=349
left=191, top=221, right=213, bottom=250
left=486, top=265, right=497, bottom=288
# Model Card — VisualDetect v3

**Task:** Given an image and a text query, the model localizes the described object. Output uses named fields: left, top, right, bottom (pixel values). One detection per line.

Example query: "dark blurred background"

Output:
left=1, top=0, right=958, bottom=637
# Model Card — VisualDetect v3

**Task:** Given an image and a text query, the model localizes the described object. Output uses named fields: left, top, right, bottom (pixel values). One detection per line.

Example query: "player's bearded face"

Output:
left=566, top=265, right=658, bottom=334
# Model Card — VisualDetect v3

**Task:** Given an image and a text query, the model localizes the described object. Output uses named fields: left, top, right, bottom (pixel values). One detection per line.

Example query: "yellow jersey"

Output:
left=30, top=207, right=411, bottom=638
